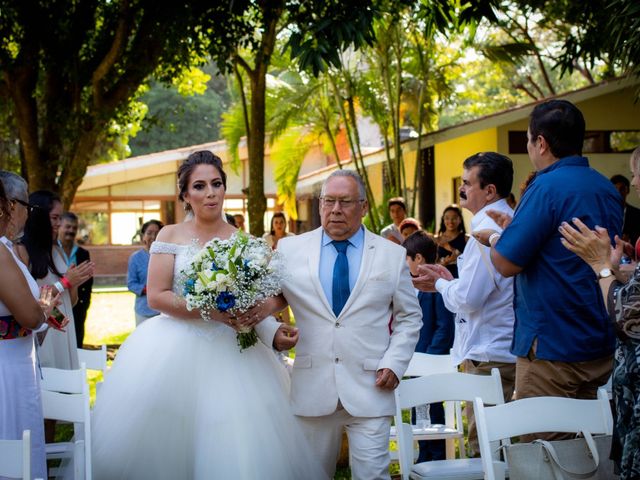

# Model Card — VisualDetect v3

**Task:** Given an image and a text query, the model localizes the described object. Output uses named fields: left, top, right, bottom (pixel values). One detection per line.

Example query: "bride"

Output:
left=92, top=151, right=326, bottom=479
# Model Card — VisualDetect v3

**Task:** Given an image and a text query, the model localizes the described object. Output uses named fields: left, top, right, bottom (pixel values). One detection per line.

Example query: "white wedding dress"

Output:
left=92, top=240, right=326, bottom=479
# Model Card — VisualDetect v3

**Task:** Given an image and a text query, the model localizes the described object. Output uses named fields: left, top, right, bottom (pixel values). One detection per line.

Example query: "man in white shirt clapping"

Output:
left=412, top=152, right=516, bottom=457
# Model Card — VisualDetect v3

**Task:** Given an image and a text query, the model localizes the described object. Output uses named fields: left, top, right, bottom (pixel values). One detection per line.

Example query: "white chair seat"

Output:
left=391, top=424, right=464, bottom=441
left=411, top=458, right=484, bottom=479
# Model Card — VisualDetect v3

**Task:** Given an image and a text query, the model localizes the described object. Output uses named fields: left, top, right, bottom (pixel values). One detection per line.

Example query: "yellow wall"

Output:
left=434, top=128, right=498, bottom=231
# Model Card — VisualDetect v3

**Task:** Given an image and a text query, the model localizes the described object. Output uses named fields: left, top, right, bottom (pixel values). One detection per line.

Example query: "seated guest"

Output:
left=610, top=174, right=640, bottom=246
left=399, top=217, right=421, bottom=240
left=436, top=205, right=468, bottom=278
left=128, top=220, right=163, bottom=326
left=403, top=230, right=454, bottom=462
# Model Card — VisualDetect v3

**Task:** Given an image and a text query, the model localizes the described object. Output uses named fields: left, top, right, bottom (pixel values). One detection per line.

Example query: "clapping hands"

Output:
left=65, top=260, right=95, bottom=286
left=412, top=263, right=453, bottom=292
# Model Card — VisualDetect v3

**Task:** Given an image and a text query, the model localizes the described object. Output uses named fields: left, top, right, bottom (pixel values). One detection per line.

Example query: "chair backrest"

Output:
left=395, top=369, right=504, bottom=410
left=40, top=364, right=92, bottom=480
left=0, top=429, right=30, bottom=479
left=474, top=388, right=613, bottom=480
left=395, top=369, right=504, bottom=479
left=78, top=345, right=108, bottom=375
left=40, top=365, right=86, bottom=394
left=404, top=352, right=457, bottom=377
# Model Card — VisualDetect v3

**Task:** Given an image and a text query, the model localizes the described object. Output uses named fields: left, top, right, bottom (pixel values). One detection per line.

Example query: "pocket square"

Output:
left=369, top=275, right=389, bottom=282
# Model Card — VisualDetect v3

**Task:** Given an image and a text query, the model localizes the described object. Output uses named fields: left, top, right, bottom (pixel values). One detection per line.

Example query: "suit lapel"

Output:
left=306, top=228, right=335, bottom=317
left=338, top=229, right=375, bottom=319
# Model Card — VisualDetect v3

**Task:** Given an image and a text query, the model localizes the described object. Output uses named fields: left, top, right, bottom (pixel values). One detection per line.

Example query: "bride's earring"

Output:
left=184, top=202, right=191, bottom=212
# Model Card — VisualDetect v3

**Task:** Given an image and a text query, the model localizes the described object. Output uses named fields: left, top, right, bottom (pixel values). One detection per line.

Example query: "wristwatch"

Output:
left=597, top=267, right=613, bottom=280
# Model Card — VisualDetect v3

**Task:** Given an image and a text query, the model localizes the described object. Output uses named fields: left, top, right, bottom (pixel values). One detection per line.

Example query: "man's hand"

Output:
left=412, top=263, right=453, bottom=292
left=486, top=210, right=513, bottom=230
left=472, top=228, right=498, bottom=248
left=375, top=368, right=399, bottom=390
left=273, top=323, right=299, bottom=351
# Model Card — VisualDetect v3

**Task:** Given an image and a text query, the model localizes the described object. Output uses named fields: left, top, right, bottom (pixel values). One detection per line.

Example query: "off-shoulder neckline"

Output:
left=152, top=232, right=239, bottom=249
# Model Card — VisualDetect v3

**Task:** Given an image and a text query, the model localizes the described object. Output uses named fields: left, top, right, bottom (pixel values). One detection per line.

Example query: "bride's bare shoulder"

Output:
left=155, top=222, right=194, bottom=245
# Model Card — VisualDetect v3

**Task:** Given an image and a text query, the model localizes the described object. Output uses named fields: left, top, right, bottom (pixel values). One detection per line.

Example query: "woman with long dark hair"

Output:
left=436, top=204, right=468, bottom=278
left=262, top=211, right=294, bottom=250
left=16, top=190, right=94, bottom=369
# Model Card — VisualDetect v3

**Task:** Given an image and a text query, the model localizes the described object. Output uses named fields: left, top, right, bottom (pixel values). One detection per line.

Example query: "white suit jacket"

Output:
left=256, top=227, right=422, bottom=418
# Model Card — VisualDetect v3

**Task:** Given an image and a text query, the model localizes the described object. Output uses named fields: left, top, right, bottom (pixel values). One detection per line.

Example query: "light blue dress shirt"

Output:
left=319, top=227, right=365, bottom=309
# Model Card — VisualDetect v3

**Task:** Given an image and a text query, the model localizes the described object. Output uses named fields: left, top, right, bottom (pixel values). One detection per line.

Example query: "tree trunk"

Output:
left=240, top=2, right=283, bottom=237
left=247, top=69, right=268, bottom=236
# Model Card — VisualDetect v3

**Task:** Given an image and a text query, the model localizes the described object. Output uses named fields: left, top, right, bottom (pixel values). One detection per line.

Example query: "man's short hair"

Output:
left=529, top=99, right=585, bottom=159
left=388, top=197, right=406, bottom=212
left=61, top=211, right=78, bottom=223
left=402, top=230, right=436, bottom=263
left=462, top=152, right=514, bottom=199
left=610, top=174, right=630, bottom=189
left=321, top=169, right=366, bottom=200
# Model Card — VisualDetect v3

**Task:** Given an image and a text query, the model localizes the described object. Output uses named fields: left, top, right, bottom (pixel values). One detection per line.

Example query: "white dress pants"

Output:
left=297, top=407, right=391, bottom=480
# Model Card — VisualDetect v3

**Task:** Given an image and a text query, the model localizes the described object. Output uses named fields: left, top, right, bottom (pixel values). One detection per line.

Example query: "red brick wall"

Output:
left=85, top=246, right=140, bottom=276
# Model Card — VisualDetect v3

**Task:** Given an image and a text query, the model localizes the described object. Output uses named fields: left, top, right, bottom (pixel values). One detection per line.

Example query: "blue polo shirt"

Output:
left=496, top=156, right=622, bottom=362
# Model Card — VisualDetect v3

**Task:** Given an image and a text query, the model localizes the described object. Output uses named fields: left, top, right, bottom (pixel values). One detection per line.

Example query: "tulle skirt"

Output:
left=91, top=315, right=326, bottom=480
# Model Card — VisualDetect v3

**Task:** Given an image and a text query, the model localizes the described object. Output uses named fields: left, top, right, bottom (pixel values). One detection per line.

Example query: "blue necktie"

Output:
left=332, top=240, right=351, bottom=317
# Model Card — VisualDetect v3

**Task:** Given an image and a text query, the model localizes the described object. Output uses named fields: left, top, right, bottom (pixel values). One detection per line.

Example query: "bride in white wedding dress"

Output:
left=92, top=151, right=326, bottom=479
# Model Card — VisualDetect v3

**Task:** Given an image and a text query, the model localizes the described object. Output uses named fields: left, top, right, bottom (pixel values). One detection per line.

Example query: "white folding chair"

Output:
left=78, top=345, right=108, bottom=395
left=0, top=429, right=31, bottom=480
left=390, top=353, right=463, bottom=461
left=474, top=388, right=613, bottom=480
left=395, top=369, right=504, bottom=480
left=40, top=364, right=92, bottom=480
left=78, top=345, right=108, bottom=376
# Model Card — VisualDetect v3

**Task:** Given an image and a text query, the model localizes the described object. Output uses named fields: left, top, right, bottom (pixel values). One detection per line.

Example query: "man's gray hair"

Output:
left=0, top=171, right=28, bottom=202
left=321, top=169, right=366, bottom=200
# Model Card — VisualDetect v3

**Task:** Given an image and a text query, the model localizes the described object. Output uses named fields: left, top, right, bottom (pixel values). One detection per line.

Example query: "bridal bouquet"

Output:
left=180, top=231, right=284, bottom=350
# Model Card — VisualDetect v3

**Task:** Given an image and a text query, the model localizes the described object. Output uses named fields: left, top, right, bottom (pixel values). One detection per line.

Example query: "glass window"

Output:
left=77, top=212, right=109, bottom=246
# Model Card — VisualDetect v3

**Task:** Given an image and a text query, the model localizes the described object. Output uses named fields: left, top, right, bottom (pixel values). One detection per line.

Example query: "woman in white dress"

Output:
left=92, top=151, right=326, bottom=480
left=16, top=191, right=94, bottom=370
left=0, top=175, right=62, bottom=479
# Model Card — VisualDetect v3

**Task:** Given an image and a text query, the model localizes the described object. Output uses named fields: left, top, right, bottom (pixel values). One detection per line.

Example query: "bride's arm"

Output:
left=147, top=247, right=201, bottom=320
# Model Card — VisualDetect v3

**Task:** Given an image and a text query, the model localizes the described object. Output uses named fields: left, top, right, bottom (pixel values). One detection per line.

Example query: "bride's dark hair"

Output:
left=177, top=151, right=227, bottom=213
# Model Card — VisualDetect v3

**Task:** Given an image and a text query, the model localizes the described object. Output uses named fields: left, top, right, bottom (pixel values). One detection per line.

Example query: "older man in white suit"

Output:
left=255, top=170, right=422, bottom=479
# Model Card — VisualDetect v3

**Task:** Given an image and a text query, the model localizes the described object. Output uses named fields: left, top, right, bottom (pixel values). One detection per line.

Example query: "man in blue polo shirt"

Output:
left=478, top=100, right=622, bottom=413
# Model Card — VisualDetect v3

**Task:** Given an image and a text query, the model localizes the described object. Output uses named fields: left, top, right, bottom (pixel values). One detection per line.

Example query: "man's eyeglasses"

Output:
left=320, top=197, right=364, bottom=209
left=11, top=198, right=36, bottom=213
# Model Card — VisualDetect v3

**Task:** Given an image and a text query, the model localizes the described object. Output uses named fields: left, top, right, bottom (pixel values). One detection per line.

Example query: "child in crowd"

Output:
left=403, top=230, right=455, bottom=462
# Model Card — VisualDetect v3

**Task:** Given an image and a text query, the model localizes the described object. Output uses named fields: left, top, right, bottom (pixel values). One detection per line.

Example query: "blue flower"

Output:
left=183, top=278, right=196, bottom=296
left=215, top=291, right=236, bottom=312
left=211, top=261, right=219, bottom=271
